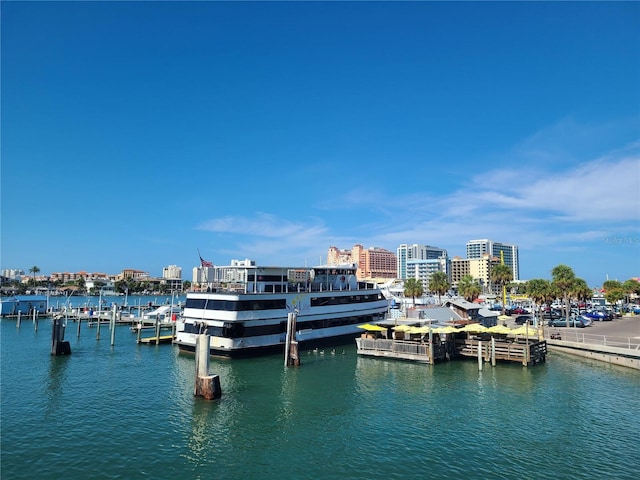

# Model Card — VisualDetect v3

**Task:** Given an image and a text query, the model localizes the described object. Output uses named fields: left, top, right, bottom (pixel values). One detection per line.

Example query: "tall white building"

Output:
left=406, top=257, right=449, bottom=288
left=466, top=239, right=519, bottom=280
left=163, top=265, right=182, bottom=280
left=397, top=244, right=448, bottom=279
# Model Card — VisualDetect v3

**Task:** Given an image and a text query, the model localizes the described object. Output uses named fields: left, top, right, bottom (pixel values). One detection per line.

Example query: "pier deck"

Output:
left=356, top=335, right=546, bottom=367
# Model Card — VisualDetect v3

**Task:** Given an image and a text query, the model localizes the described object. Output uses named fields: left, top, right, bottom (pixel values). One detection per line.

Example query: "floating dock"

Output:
left=138, top=335, right=175, bottom=344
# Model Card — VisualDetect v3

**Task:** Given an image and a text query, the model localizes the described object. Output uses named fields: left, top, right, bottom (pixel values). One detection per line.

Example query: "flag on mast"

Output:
left=198, top=249, right=213, bottom=268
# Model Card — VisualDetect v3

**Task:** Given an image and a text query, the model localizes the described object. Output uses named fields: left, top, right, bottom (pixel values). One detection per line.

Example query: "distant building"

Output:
left=406, top=257, right=449, bottom=288
left=397, top=243, right=449, bottom=280
left=1, top=269, right=24, bottom=280
left=115, top=269, right=148, bottom=282
left=327, top=245, right=396, bottom=280
left=163, top=265, right=182, bottom=280
left=466, top=239, right=519, bottom=281
left=451, top=254, right=501, bottom=294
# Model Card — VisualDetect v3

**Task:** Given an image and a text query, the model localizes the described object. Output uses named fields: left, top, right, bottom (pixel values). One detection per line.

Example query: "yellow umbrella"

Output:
left=487, top=324, right=512, bottom=334
left=392, top=324, right=414, bottom=332
left=357, top=324, right=387, bottom=332
left=459, top=323, right=488, bottom=333
left=432, top=326, right=458, bottom=334
left=509, top=325, right=538, bottom=336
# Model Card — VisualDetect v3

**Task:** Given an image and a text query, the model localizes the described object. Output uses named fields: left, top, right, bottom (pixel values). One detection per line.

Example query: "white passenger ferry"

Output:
left=174, top=263, right=389, bottom=357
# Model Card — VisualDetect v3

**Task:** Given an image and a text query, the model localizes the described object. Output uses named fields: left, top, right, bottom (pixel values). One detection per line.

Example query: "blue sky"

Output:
left=2, top=1, right=639, bottom=288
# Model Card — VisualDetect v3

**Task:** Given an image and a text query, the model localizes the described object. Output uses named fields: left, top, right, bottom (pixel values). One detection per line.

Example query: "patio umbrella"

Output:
left=509, top=325, right=538, bottom=336
left=392, top=324, right=414, bottom=332
left=487, top=324, right=512, bottom=335
left=357, top=324, right=387, bottom=332
left=432, top=326, right=458, bottom=334
left=459, top=323, right=488, bottom=333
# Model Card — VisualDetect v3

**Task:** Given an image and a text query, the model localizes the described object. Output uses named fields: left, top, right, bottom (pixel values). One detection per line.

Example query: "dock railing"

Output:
left=544, top=330, right=639, bottom=351
left=357, top=338, right=430, bottom=356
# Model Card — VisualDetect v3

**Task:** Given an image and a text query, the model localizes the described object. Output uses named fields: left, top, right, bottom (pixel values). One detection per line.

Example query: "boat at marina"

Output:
left=174, top=263, right=389, bottom=357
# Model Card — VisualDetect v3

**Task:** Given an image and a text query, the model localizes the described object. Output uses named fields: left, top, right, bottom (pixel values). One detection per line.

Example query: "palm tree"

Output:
left=622, top=279, right=640, bottom=310
left=490, top=264, right=513, bottom=315
left=571, top=278, right=592, bottom=314
left=458, top=275, right=481, bottom=302
left=428, top=271, right=450, bottom=305
left=526, top=278, right=551, bottom=324
left=403, top=278, right=423, bottom=306
left=551, top=264, right=576, bottom=327
left=29, top=266, right=40, bottom=290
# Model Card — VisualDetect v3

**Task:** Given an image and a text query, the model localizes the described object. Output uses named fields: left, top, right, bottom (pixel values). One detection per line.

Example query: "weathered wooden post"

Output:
left=51, top=316, right=71, bottom=355
left=76, top=316, right=82, bottom=338
left=491, top=337, right=496, bottom=367
left=477, top=340, right=483, bottom=371
left=428, top=326, right=434, bottom=365
left=284, top=312, right=300, bottom=367
left=16, top=310, right=21, bottom=328
left=95, top=310, right=101, bottom=340
left=136, top=322, right=142, bottom=344
left=33, top=309, right=38, bottom=332
left=155, top=317, right=160, bottom=345
left=194, top=334, right=221, bottom=400
left=110, top=306, right=117, bottom=346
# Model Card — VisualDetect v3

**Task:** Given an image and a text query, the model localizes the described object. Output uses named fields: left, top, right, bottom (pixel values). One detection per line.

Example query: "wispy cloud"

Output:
left=194, top=133, right=638, bottom=268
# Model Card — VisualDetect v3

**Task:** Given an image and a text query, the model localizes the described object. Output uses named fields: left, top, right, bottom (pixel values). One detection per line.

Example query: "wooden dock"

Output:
left=356, top=335, right=546, bottom=367
left=138, top=335, right=175, bottom=344
left=455, top=338, right=547, bottom=366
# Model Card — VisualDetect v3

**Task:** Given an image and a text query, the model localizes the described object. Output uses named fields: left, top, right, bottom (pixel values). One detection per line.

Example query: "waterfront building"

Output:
left=162, top=265, right=182, bottom=280
left=406, top=257, right=449, bottom=288
left=327, top=245, right=396, bottom=280
left=1, top=269, right=24, bottom=280
left=396, top=244, right=448, bottom=280
left=451, top=254, right=501, bottom=294
left=115, top=269, right=148, bottom=281
left=466, top=239, right=519, bottom=281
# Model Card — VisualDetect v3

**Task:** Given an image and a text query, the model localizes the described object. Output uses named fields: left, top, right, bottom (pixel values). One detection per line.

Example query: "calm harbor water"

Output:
left=1, top=307, right=639, bottom=479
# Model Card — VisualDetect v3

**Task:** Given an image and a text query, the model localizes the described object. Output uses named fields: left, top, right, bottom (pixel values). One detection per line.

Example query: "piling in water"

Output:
left=194, top=334, right=221, bottom=400
left=51, top=317, right=71, bottom=355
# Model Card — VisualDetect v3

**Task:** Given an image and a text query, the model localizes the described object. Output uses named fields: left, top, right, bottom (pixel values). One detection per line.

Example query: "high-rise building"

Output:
left=466, top=239, right=519, bottom=281
left=327, top=245, right=396, bottom=280
left=406, top=257, right=449, bottom=288
left=397, top=244, right=448, bottom=279
left=451, top=254, right=501, bottom=294
left=163, top=265, right=182, bottom=280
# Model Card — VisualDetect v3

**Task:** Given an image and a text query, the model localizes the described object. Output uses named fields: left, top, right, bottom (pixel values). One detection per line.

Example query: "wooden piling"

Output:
left=76, top=317, right=82, bottom=338
left=51, top=317, right=71, bottom=355
left=110, top=308, right=116, bottom=346
left=155, top=318, right=160, bottom=345
left=477, top=340, right=483, bottom=371
left=284, top=312, right=300, bottom=367
left=33, top=309, right=38, bottom=332
left=194, top=334, right=221, bottom=400
left=491, top=337, right=496, bottom=367
left=16, top=311, right=21, bottom=328
left=96, top=312, right=101, bottom=340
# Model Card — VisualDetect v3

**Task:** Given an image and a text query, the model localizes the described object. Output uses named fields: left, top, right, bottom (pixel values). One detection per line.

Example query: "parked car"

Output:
left=509, top=307, right=528, bottom=315
left=583, top=310, right=612, bottom=321
left=543, top=309, right=563, bottom=320
left=547, top=316, right=589, bottom=328
left=514, top=315, right=531, bottom=325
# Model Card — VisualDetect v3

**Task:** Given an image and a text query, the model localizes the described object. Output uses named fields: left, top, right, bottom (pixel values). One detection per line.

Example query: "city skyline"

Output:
left=2, top=2, right=639, bottom=289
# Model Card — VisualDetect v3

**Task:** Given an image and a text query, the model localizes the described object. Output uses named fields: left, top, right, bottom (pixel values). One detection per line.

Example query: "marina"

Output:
left=1, top=316, right=638, bottom=480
